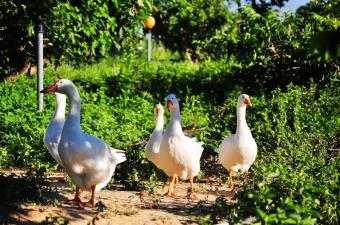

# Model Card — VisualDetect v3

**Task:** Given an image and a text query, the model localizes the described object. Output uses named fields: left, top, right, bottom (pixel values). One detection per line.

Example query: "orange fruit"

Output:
left=144, top=16, right=155, bottom=29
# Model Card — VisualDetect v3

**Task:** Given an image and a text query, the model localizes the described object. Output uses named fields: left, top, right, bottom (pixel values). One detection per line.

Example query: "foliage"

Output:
left=0, top=0, right=153, bottom=78
left=0, top=60, right=338, bottom=225
left=0, top=77, right=55, bottom=169
left=152, top=1, right=338, bottom=67
left=297, top=0, right=340, bottom=61
left=47, top=0, right=153, bottom=65
left=200, top=5, right=339, bottom=94
left=310, top=28, right=340, bottom=61
left=245, top=0, right=289, bottom=14
left=203, top=6, right=318, bottom=61
left=0, top=168, right=54, bottom=204
left=297, top=0, right=340, bottom=20
left=0, top=1, right=339, bottom=223
left=205, top=77, right=340, bottom=224
left=195, top=1, right=339, bottom=65
left=153, top=0, right=230, bottom=62
left=0, top=0, right=54, bottom=77
left=41, top=216, right=69, bottom=225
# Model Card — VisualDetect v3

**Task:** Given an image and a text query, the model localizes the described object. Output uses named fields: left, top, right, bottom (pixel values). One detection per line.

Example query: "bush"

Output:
left=205, top=77, right=340, bottom=225
left=0, top=0, right=153, bottom=78
left=153, top=0, right=230, bottom=61
left=0, top=168, right=53, bottom=204
left=0, top=58, right=338, bottom=223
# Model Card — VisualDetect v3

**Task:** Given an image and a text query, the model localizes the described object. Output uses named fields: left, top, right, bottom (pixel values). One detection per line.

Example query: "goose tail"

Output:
left=110, top=148, right=127, bottom=165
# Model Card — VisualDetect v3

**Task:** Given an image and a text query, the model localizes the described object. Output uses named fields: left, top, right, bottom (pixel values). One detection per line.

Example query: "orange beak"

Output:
left=40, top=83, right=58, bottom=93
left=156, top=108, right=161, bottom=115
left=244, top=97, right=252, bottom=106
left=166, top=100, right=173, bottom=109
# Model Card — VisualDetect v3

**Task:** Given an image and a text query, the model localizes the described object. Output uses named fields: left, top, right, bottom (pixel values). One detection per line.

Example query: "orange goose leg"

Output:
left=81, top=185, right=96, bottom=208
left=186, top=177, right=198, bottom=199
left=227, top=171, right=234, bottom=189
left=65, top=187, right=83, bottom=204
left=162, top=176, right=176, bottom=197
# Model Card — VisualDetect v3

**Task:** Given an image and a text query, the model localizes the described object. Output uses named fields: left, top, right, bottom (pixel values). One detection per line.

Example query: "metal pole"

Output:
left=37, top=18, right=44, bottom=112
left=147, top=29, right=152, bottom=61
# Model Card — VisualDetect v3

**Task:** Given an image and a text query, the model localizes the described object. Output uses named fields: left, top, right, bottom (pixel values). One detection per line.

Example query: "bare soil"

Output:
left=0, top=170, right=234, bottom=225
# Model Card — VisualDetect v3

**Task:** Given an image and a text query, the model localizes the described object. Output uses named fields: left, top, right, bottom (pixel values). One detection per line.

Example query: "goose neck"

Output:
left=236, top=105, right=249, bottom=135
left=65, top=88, right=81, bottom=130
left=170, top=106, right=181, bottom=119
left=155, top=115, right=164, bottom=131
left=168, top=111, right=183, bottom=135
left=53, top=94, right=66, bottom=120
left=53, top=98, right=66, bottom=122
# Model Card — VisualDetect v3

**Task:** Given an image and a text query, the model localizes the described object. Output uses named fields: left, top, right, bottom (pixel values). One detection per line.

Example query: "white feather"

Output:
left=218, top=94, right=257, bottom=174
left=54, top=79, right=126, bottom=193
left=145, top=104, right=164, bottom=169
left=159, top=94, right=204, bottom=180
left=44, top=93, right=66, bottom=167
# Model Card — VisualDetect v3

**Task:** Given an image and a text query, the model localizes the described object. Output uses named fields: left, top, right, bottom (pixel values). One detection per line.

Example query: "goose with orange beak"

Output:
left=217, top=94, right=257, bottom=189
left=43, top=92, right=66, bottom=168
left=41, top=79, right=126, bottom=207
left=145, top=104, right=164, bottom=169
left=159, top=94, right=204, bottom=199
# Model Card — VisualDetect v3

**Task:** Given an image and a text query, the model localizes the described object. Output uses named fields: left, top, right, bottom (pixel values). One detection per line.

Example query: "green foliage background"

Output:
left=0, top=58, right=339, bottom=224
left=0, top=0, right=154, bottom=77
left=0, top=0, right=339, bottom=224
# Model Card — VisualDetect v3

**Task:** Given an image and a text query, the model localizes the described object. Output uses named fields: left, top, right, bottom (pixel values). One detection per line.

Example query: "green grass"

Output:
left=0, top=58, right=339, bottom=224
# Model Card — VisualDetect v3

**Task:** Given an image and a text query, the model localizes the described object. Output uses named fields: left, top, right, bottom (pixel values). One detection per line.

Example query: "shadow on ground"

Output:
left=0, top=171, right=234, bottom=225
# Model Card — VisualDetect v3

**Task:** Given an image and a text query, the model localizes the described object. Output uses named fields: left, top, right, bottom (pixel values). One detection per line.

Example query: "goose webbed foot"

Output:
left=162, top=175, right=176, bottom=198
left=186, top=189, right=198, bottom=200
left=186, top=177, right=198, bottom=200
left=227, top=171, right=235, bottom=189
left=162, top=190, right=175, bottom=198
left=80, top=185, right=96, bottom=208
left=80, top=200, right=95, bottom=208
left=227, top=179, right=234, bottom=189
left=63, top=187, right=83, bottom=204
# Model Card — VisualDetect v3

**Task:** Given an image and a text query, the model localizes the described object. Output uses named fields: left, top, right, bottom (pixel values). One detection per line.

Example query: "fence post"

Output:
left=37, top=17, right=44, bottom=112
left=146, top=30, right=152, bottom=61
left=143, top=16, right=155, bottom=62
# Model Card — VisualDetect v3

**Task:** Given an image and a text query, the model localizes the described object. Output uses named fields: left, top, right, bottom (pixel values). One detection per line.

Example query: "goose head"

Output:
left=237, top=94, right=252, bottom=107
left=41, top=79, right=77, bottom=96
left=165, top=94, right=181, bottom=118
left=154, top=103, right=164, bottom=117
left=166, top=93, right=180, bottom=110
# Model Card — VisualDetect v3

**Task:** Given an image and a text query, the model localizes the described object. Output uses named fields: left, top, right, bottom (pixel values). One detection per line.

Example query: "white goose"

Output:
left=145, top=104, right=164, bottom=169
left=44, top=93, right=66, bottom=167
left=159, top=94, right=204, bottom=198
left=217, top=94, right=257, bottom=189
left=41, top=79, right=126, bottom=207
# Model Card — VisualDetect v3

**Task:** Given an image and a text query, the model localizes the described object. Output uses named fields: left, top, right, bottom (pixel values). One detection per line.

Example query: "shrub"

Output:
left=0, top=58, right=338, bottom=223
left=206, top=76, right=340, bottom=225
left=152, top=0, right=230, bottom=62
left=0, top=0, right=153, bottom=78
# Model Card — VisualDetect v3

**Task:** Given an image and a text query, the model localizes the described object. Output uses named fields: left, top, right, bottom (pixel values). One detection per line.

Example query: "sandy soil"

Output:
left=0, top=171, right=234, bottom=225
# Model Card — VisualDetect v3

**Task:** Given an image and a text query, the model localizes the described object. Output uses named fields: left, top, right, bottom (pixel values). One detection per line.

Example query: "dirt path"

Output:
left=0, top=171, right=234, bottom=225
